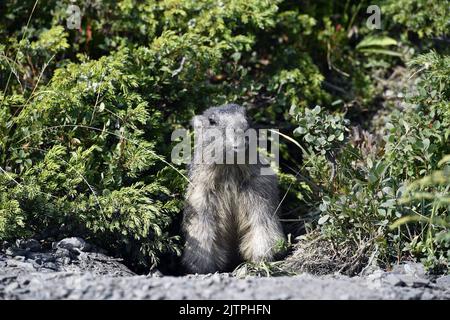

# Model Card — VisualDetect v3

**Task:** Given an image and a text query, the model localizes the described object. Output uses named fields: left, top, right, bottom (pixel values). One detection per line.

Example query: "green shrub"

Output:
left=0, top=0, right=327, bottom=269
left=296, top=52, right=450, bottom=273
left=292, top=105, right=349, bottom=157
left=383, top=0, right=450, bottom=38
left=0, top=0, right=448, bottom=273
left=395, top=155, right=450, bottom=272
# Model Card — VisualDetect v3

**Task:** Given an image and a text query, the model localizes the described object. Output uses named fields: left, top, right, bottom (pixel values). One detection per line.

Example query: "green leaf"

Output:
left=356, top=35, right=398, bottom=49
left=312, top=105, right=321, bottom=114
left=318, top=214, right=330, bottom=225
left=422, top=138, right=430, bottom=151
left=304, top=133, right=314, bottom=142
left=294, top=127, right=307, bottom=135
left=358, top=48, right=402, bottom=57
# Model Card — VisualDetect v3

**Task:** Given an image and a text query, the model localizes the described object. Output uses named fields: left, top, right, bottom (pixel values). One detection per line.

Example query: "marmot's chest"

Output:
left=196, top=165, right=252, bottom=200
left=214, top=172, right=249, bottom=194
left=201, top=174, right=243, bottom=209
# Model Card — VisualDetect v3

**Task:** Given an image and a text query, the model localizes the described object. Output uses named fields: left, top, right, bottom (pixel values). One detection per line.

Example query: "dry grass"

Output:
left=280, top=231, right=370, bottom=276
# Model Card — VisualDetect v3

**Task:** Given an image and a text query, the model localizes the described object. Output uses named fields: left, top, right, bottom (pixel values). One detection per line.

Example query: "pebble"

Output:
left=383, top=274, right=406, bottom=287
left=43, top=262, right=58, bottom=270
left=4, top=282, right=19, bottom=292
left=56, top=237, right=90, bottom=252
left=392, top=262, right=426, bottom=277
left=435, top=275, right=450, bottom=288
left=13, top=256, right=26, bottom=262
left=55, top=248, right=71, bottom=258
left=17, top=239, right=41, bottom=252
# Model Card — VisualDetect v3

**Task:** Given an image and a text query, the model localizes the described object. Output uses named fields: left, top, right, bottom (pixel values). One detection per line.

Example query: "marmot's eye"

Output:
left=208, top=118, right=217, bottom=125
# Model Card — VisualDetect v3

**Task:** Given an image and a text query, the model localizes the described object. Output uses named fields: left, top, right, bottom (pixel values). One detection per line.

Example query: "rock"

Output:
left=2, top=241, right=11, bottom=251
left=436, top=275, right=450, bottom=288
left=4, top=282, right=19, bottom=292
left=13, top=256, right=26, bottom=262
left=27, top=252, right=55, bottom=263
left=16, top=239, right=41, bottom=252
left=56, top=237, right=90, bottom=252
left=147, top=269, right=163, bottom=278
left=59, top=257, right=72, bottom=266
left=42, top=262, right=58, bottom=271
left=6, top=247, right=27, bottom=257
left=383, top=274, right=406, bottom=287
left=392, top=262, right=426, bottom=277
left=5, top=260, right=36, bottom=271
left=55, top=248, right=71, bottom=258
left=411, top=278, right=431, bottom=288
left=366, top=269, right=384, bottom=284
left=392, top=274, right=430, bottom=288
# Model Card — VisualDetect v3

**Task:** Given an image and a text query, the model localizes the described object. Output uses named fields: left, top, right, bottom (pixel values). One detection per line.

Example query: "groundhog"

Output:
left=182, top=103, right=285, bottom=274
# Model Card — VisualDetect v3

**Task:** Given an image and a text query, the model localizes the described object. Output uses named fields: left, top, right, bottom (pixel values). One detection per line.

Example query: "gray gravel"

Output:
left=1, top=238, right=449, bottom=300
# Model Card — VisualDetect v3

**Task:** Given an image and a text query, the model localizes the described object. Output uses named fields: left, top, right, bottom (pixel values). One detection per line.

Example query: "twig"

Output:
left=1, top=0, right=39, bottom=108
left=171, top=57, right=186, bottom=77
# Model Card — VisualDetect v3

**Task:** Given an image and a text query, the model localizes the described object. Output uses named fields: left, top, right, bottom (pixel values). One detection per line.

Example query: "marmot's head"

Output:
left=192, top=104, right=250, bottom=163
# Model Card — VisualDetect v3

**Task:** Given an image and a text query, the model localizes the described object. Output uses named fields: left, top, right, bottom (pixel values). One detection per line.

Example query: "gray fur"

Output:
left=182, top=104, right=285, bottom=274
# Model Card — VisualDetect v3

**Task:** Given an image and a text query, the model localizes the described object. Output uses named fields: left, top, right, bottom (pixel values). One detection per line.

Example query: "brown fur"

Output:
left=182, top=104, right=285, bottom=273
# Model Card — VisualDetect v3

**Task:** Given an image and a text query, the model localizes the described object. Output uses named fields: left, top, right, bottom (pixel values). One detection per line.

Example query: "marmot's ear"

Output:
left=191, top=115, right=204, bottom=129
